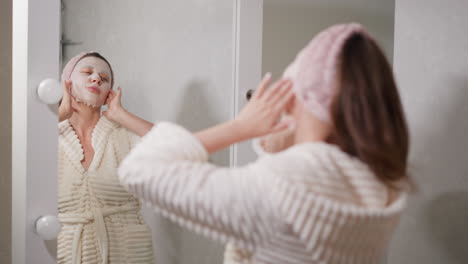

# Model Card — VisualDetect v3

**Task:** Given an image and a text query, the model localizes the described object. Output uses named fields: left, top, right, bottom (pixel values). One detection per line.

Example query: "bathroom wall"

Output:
left=62, top=1, right=234, bottom=263
left=0, top=0, right=12, bottom=263
left=389, top=0, right=468, bottom=263
left=262, top=0, right=395, bottom=77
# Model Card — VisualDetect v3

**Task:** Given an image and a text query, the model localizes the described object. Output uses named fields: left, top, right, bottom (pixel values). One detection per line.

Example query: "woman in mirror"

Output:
left=119, top=23, right=411, bottom=263
left=57, top=52, right=154, bottom=264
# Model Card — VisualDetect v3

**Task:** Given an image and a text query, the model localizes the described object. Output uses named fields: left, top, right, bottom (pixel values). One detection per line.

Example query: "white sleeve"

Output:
left=251, top=138, right=270, bottom=157
left=118, top=122, right=280, bottom=251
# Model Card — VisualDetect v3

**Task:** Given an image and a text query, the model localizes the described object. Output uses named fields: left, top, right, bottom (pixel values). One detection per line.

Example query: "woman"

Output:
left=57, top=52, right=154, bottom=264
left=119, top=23, right=410, bottom=263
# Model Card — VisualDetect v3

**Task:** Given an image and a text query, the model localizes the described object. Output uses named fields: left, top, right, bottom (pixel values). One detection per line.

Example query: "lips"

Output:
left=87, top=86, right=101, bottom=94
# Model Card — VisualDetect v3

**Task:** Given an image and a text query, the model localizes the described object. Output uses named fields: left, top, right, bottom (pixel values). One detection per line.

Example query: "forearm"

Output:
left=113, top=109, right=153, bottom=137
left=195, top=120, right=251, bottom=154
left=118, top=122, right=267, bottom=250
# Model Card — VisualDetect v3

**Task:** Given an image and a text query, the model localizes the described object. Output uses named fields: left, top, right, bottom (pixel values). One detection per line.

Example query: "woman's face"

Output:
left=69, top=56, right=112, bottom=107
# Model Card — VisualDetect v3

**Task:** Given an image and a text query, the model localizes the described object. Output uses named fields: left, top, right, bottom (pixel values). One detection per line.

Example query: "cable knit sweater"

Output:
left=57, top=116, right=153, bottom=264
left=118, top=122, right=407, bottom=264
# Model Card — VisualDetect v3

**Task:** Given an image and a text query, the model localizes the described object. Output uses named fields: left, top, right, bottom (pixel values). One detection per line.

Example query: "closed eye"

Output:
left=80, top=68, right=93, bottom=75
left=100, top=74, right=110, bottom=82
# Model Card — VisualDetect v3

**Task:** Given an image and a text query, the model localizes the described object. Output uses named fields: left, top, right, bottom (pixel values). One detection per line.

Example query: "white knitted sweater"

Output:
left=57, top=116, right=153, bottom=264
left=118, top=122, right=407, bottom=264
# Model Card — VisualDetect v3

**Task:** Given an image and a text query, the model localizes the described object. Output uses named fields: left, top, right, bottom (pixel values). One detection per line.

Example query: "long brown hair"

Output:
left=329, top=33, right=410, bottom=190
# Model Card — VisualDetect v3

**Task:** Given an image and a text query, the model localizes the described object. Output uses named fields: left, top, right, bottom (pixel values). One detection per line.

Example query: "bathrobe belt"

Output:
left=59, top=204, right=136, bottom=264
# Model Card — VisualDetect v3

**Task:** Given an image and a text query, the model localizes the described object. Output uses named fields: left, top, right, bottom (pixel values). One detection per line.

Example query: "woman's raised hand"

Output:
left=234, top=73, right=294, bottom=139
left=103, top=87, right=125, bottom=123
left=58, top=80, right=75, bottom=122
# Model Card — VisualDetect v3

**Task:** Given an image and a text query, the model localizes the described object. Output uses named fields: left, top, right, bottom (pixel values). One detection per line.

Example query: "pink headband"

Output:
left=283, top=23, right=371, bottom=123
left=61, top=51, right=114, bottom=88
left=61, top=51, right=94, bottom=83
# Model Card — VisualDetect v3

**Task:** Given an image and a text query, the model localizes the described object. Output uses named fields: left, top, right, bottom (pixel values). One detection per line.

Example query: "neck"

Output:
left=69, top=106, right=101, bottom=138
left=293, top=110, right=332, bottom=144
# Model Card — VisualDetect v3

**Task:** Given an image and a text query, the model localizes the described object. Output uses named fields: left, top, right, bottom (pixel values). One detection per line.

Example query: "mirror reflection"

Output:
left=57, top=51, right=154, bottom=264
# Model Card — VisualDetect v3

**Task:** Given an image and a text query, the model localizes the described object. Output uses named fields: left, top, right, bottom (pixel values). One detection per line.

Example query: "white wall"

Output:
left=62, top=1, right=234, bottom=263
left=389, top=1, right=468, bottom=263
left=0, top=0, right=12, bottom=263
left=262, top=0, right=395, bottom=77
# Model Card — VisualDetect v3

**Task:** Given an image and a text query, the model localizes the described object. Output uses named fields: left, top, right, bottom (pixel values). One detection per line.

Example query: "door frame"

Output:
left=12, top=0, right=61, bottom=263
left=230, top=0, right=263, bottom=166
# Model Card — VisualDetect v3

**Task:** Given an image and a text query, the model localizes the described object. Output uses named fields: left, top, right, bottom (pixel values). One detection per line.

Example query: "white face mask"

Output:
left=69, top=57, right=113, bottom=107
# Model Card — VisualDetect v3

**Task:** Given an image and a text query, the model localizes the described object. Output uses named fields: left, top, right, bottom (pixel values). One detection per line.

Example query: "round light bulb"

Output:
left=35, top=215, right=61, bottom=240
left=37, top=78, right=63, bottom=104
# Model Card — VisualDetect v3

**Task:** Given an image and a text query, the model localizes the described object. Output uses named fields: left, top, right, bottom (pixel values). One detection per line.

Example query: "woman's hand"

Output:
left=103, top=87, right=126, bottom=123
left=195, top=73, right=294, bottom=154
left=58, top=80, right=75, bottom=122
left=234, top=73, right=294, bottom=139
left=258, top=115, right=296, bottom=153
left=103, top=87, right=153, bottom=136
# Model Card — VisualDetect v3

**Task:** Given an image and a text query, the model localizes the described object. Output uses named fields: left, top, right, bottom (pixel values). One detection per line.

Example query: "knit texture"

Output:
left=57, top=116, right=153, bottom=264
left=119, top=122, right=406, bottom=264
left=283, top=23, right=371, bottom=123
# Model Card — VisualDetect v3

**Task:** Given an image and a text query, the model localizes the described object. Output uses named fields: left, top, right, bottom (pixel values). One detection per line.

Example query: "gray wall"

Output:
left=262, top=0, right=395, bottom=77
left=62, top=1, right=233, bottom=263
left=0, top=0, right=12, bottom=263
left=389, top=0, right=468, bottom=263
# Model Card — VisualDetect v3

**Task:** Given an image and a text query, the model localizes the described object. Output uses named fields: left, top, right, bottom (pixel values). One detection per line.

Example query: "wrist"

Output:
left=229, top=119, right=255, bottom=141
left=110, top=107, right=128, bottom=124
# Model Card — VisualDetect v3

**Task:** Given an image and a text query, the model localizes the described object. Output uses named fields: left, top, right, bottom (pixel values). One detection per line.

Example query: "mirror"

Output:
left=59, top=1, right=234, bottom=263
left=56, top=0, right=395, bottom=263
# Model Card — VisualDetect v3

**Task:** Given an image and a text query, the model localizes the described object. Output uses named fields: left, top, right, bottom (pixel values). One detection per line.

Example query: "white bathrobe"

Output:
left=118, top=122, right=407, bottom=264
left=57, top=116, right=154, bottom=264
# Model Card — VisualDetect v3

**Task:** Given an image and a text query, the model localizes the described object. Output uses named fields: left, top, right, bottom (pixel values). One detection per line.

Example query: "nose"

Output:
left=89, top=74, right=102, bottom=85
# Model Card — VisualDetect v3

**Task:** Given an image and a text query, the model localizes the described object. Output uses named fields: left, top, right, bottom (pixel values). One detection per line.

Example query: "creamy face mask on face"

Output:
left=68, top=57, right=113, bottom=107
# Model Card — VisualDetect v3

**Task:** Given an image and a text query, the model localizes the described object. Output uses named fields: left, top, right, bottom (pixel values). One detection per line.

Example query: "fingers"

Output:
left=263, top=79, right=292, bottom=103
left=108, top=90, right=116, bottom=99
left=116, top=87, right=122, bottom=99
left=273, top=80, right=293, bottom=104
left=63, top=80, right=72, bottom=96
left=70, top=96, right=79, bottom=111
left=70, top=94, right=78, bottom=103
left=273, top=84, right=294, bottom=112
left=270, top=118, right=291, bottom=134
left=252, top=73, right=272, bottom=100
left=105, top=91, right=114, bottom=105
left=105, top=87, right=122, bottom=106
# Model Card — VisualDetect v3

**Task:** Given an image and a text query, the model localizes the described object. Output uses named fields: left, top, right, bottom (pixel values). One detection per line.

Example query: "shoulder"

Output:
left=254, top=142, right=374, bottom=190
left=256, top=142, right=350, bottom=172
left=58, top=119, right=71, bottom=136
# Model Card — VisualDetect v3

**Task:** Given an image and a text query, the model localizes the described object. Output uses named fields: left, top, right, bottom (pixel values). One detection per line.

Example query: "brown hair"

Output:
left=329, top=33, right=411, bottom=190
